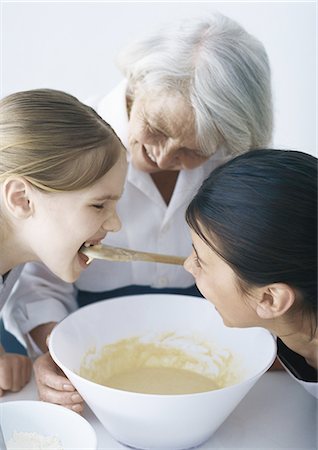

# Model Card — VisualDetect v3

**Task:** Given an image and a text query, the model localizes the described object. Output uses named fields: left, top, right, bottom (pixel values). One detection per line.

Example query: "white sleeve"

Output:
left=1, top=262, right=78, bottom=354
left=279, top=359, right=318, bottom=399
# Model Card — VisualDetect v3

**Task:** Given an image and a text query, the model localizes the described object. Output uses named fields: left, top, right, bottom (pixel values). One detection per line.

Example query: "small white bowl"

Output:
left=49, top=294, right=276, bottom=450
left=0, top=400, right=97, bottom=449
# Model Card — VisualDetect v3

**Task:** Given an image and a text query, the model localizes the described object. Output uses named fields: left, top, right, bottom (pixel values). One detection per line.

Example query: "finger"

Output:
left=0, top=363, right=12, bottom=391
left=11, top=357, right=32, bottom=392
left=41, top=372, right=76, bottom=392
left=34, top=364, right=75, bottom=392
left=11, top=362, right=23, bottom=392
left=25, top=358, right=33, bottom=383
left=34, top=355, right=75, bottom=392
left=20, top=358, right=32, bottom=388
left=38, top=385, right=83, bottom=406
left=63, top=402, right=84, bottom=414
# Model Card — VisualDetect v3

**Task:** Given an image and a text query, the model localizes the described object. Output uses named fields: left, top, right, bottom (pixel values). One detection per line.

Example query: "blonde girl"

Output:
left=0, top=89, right=127, bottom=396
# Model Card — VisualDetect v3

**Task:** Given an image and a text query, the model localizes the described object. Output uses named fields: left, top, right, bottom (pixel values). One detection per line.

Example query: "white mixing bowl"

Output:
left=49, top=294, right=276, bottom=450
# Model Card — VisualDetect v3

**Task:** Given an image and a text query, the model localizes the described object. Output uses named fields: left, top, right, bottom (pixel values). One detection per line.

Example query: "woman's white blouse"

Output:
left=2, top=80, right=229, bottom=352
left=279, top=360, right=318, bottom=399
left=0, top=266, right=24, bottom=314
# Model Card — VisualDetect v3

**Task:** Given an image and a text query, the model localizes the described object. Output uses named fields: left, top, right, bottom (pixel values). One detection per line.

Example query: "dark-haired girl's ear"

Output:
left=2, top=178, right=33, bottom=219
left=256, top=283, right=295, bottom=320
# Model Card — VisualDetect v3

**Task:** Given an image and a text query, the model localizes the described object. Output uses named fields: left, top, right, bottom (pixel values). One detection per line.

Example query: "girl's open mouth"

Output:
left=78, top=250, right=90, bottom=267
left=78, top=241, right=99, bottom=267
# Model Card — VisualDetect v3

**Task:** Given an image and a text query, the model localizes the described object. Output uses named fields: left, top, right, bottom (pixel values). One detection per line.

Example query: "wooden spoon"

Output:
left=80, top=244, right=186, bottom=265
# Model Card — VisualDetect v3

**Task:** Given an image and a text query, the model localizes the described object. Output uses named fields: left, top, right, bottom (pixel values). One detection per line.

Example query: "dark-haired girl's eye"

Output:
left=193, top=255, right=201, bottom=268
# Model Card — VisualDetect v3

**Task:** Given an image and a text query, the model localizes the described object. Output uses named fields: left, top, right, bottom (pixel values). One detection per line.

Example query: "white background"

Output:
left=1, top=1, right=316, bottom=156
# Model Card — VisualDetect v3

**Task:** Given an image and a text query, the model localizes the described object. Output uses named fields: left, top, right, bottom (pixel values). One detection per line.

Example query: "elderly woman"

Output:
left=3, top=13, right=272, bottom=411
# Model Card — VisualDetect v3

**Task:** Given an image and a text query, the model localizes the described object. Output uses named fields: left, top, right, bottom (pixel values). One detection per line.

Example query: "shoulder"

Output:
left=86, top=80, right=127, bottom=111
left=277, top=338, right=318, bottom=399
left=199, top=148, right=230, bottom=178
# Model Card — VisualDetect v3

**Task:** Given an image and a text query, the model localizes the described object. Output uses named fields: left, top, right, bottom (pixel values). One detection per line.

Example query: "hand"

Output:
left=0, top=352, right=32, bottom=395
left=33, top=352, right=84, bottom=413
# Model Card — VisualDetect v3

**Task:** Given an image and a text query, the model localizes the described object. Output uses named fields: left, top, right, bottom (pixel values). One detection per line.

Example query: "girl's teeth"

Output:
left=83, top=241, right=102, bottom=248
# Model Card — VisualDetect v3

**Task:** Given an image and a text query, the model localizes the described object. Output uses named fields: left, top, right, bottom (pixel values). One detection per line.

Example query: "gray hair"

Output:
left=117, top=13, right=273, bottom=156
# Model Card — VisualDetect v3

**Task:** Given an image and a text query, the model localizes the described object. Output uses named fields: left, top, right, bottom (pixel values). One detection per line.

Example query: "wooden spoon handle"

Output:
left=80, top=244, right=186, bottom=265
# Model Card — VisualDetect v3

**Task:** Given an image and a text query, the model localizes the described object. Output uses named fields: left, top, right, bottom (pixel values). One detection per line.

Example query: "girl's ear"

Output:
left=2, top=178, right=34, bottom=219
left=256, top=284, right=295, bottom=320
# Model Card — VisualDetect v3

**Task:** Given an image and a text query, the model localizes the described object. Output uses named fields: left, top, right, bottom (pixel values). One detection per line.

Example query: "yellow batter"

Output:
left=104, top=366, right=218, bottom=394
left=79, top=334, right=241, bottom=395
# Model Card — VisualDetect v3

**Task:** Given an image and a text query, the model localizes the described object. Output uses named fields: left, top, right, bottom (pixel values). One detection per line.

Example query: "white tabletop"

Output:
left=1, top=372, right=317, bottom=450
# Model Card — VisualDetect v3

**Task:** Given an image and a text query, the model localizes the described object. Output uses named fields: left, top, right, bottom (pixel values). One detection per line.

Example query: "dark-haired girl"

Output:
left=184, top=149, right=317, bottom=398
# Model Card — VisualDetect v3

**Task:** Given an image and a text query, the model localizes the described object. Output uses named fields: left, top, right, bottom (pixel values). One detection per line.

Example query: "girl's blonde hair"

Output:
left=0, top=88, right=123, bottom=192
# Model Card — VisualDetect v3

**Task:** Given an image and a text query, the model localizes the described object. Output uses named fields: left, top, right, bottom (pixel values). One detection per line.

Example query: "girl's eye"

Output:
left=92, top=204, right=105, bottom=210
left=193, top=255, right=201, bottom=268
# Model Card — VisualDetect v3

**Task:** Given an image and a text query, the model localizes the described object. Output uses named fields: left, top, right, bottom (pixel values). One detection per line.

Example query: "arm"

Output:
left=30, top=322, right=56, bottom=354
left=2, top=262, right=78, bottom=355
left=2, top=262, right=84, bottom=411
left=30, top=323, right=84, bottom=413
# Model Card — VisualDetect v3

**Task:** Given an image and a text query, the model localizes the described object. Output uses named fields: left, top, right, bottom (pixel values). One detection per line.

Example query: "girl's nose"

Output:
left=102, top=210, right=121, bottom=233
left=183, top=255, right=194, bottom=274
